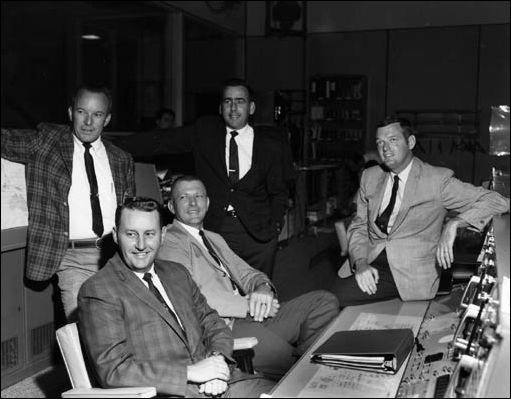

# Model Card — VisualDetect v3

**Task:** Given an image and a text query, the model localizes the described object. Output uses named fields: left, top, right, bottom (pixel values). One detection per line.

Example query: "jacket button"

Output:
left=230, top=188, right=234, bottom=192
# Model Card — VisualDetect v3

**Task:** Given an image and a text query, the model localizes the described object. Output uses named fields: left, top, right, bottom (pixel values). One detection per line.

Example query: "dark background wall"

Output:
left=2, top=1, right=509, bottom=184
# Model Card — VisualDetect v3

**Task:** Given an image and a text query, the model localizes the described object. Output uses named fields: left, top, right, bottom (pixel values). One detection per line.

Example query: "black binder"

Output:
left=310, top=328, right=414, bottom=374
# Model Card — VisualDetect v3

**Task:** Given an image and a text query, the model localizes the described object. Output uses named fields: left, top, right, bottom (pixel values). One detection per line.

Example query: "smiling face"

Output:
left=169, top=179, right=210, bottom=229
left=376, top=122, right=415, bottom=174
left=113, top=208, right=166, bottom=274
left=68, top=89, right=111, bottom=144
left=220, top=85, right=255, bottom=131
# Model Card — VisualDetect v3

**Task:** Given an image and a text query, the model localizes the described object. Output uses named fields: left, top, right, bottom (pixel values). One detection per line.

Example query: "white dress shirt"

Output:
left=68, top=135, right=117, bottom=239
left=133, top=265, right=184, bottom=329
left=225, top=124, right=253, bottom=180
left=378, top=159, right=414, bottom=231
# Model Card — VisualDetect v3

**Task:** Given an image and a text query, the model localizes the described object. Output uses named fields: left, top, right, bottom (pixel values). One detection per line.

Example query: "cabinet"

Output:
left=1, top=227, right=57, bottom=389
left=309, top=75, right=367, bottom=163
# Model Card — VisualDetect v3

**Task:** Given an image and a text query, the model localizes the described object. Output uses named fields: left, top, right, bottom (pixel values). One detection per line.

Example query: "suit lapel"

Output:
left=241, top=128, right=259, bottom=182
left=113, top=257, right=189, bottom=346
left=103, top=141, right=123, bottom=203
left=390, top=158, right=420, bottom=233
left=59, top=130, right=74, bottom=179
left=175, top=223, right=246, bottom=296
left=372, top=172, right=388, bottom=238
left=212, top=127, right=230, bottom=185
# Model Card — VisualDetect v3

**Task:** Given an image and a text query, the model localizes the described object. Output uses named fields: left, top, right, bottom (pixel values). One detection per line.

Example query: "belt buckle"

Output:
left=95, top=237, right=102, bottom=249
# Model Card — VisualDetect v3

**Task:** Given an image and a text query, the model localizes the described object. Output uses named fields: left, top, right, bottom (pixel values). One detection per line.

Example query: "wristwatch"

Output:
left=209, top=350, right=223, bottom=358
left=257, top=282, right=273, bottom=291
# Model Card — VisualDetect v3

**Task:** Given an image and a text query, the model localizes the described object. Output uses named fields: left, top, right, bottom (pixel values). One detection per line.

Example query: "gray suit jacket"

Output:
left=348, top=157, right=509, bottom=300
left=158, top=221, right=275, bottom=319
left=78, top=254, right=253, bottom=397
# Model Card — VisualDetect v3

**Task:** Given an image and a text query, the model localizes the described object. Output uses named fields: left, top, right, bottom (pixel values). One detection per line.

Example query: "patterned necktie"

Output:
left=83, top=143, right=104, bottom=237
left=376, top=175, right=400, bottom=234
left=199, top=230, right=244, bottom=295
left=143, top=272, right=183, bottom=330
left=228, top=131, right=239, bottom=183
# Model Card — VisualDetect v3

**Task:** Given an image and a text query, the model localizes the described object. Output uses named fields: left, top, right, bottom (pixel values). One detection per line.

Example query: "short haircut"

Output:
left=156, top=107, right=175, bottom=120
left=377, top=116, right=415, bottom=140
left=115, top=197, right=165, bottom=228
left=221, top=78, right=254, bottom=102
left=70, top=84, right=113, bottom=114
left=170, top=175, right=207, bottom=199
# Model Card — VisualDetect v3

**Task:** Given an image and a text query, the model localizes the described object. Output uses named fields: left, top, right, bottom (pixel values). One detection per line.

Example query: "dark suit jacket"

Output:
left=145, top=116, right=288, bottom=242
left=78, top=254, right=253, bottom=397
left=1, top=123, right=135, bottom=281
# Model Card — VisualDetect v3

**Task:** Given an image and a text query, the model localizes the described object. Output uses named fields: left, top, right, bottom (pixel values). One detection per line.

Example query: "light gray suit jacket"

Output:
left=158, top=221, right=275, bottom=319
left=348, top=157, right=509, bottom=300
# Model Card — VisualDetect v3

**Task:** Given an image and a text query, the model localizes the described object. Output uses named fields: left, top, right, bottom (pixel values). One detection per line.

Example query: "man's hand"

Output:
left=354, top=261, right=379, bottom=295
left=436, top=220, right=459, bottom=269
left=247, top=290, right=274, bottom=322
left=268, top=298, right=280, bottom=317
left=199, top=379, right=228, bottom=396
left=187, top=356, right=230, bottom=384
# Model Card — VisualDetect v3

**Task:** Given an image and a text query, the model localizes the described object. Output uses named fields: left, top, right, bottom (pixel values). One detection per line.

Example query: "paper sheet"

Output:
left=297, top=312, right=423, bottom=398
left=348, top=312, right=422, bottom=332
left=297, top=365, right=396, bottom=398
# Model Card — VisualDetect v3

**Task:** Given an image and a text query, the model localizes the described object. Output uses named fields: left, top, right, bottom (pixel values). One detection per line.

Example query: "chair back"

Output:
left=56, top=323, right=93, bottom=389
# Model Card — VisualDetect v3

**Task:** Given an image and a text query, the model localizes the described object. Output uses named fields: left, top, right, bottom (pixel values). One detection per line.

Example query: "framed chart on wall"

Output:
left=266, top=1, right=306, bottom=37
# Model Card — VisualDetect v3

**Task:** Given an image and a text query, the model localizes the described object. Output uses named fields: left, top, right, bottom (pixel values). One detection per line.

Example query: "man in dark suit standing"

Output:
left=78, top=197, right=274, bottom=397
left=126, top=79, right=288, bottom=278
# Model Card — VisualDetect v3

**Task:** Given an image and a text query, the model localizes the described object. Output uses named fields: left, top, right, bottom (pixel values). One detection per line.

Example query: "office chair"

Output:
left=56, top=322, right=156, bottom=398
left=56, top=323, right=258, bottom=398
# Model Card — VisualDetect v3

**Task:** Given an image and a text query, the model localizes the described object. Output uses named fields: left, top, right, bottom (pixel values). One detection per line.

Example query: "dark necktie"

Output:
left=83, top=143, right=104, bottom=237
left=376, top=175, right=400, bottom=234
left=143, top=272, right=183, bottom=330
left=199, top=230, right=244, bottom=295
left=228, top=131, right=239, bottom=183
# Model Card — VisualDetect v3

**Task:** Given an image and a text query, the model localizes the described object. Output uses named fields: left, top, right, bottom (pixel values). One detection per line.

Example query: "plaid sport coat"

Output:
left=1, top=123, right=135, bottom=281
left=78, top=255, right=255, bottom=397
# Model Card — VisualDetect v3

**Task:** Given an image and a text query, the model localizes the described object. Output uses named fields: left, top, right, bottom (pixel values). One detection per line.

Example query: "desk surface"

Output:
left=269, top=298, right=429, bottom=398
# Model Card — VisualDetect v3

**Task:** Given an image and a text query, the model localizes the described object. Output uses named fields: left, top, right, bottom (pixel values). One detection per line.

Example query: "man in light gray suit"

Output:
left=330, top=116, right=509, bottom=306
left=158, top=176, right=339, bottom=380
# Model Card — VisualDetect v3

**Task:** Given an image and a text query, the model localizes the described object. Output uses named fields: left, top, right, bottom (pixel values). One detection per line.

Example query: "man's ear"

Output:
left=68, top=107, right=73, bottom=122
left=249, top=101, right=256, bottom=116
left=103, top=113, right=111, bottom=127
left=112, top=226, right=118, bottom=245
left=160, top=225, right=167, bottom=244
left=168, top=201, right=176, bottom=215
left=408, top=134, right=416, bottom=150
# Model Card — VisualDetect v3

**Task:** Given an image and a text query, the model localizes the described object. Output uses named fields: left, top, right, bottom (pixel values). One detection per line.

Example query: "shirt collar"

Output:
left=225, top=123, right=251, bottom=137
left=176, top=220, right=202, bottom=242
left=73, top=134, right=103, bottom=152
left=392, top=158, right=414, bottom=185
left=133, top=264, right=156, bottom=280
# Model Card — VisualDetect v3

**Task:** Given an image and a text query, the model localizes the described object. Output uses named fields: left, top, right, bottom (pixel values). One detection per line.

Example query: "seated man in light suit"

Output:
left=78, top=197, right=274, bottom=397
left=330, top=116, right=510, bottom=306
left=157, top=176, right=340, bottom=380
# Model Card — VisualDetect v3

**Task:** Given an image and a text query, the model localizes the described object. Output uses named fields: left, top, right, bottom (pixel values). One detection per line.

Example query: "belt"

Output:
left=225, top=209, right=237, bottom=217
left=68, top=236, right=111, bottom=250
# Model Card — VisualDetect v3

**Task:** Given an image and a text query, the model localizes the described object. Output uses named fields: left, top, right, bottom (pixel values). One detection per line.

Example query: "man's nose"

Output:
left=84, top=114, right=92, bottom=125
left=135, top=235, right=146, bottom=249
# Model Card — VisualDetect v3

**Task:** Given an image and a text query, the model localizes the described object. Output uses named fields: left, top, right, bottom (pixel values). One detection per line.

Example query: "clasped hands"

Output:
left=247, top=290, right=279, bottom=322
left=188, top=355, right=230, bottom=396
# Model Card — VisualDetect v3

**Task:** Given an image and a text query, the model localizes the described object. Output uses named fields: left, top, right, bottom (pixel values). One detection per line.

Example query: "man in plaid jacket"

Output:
left=1, top=85, right=135, bottom=322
